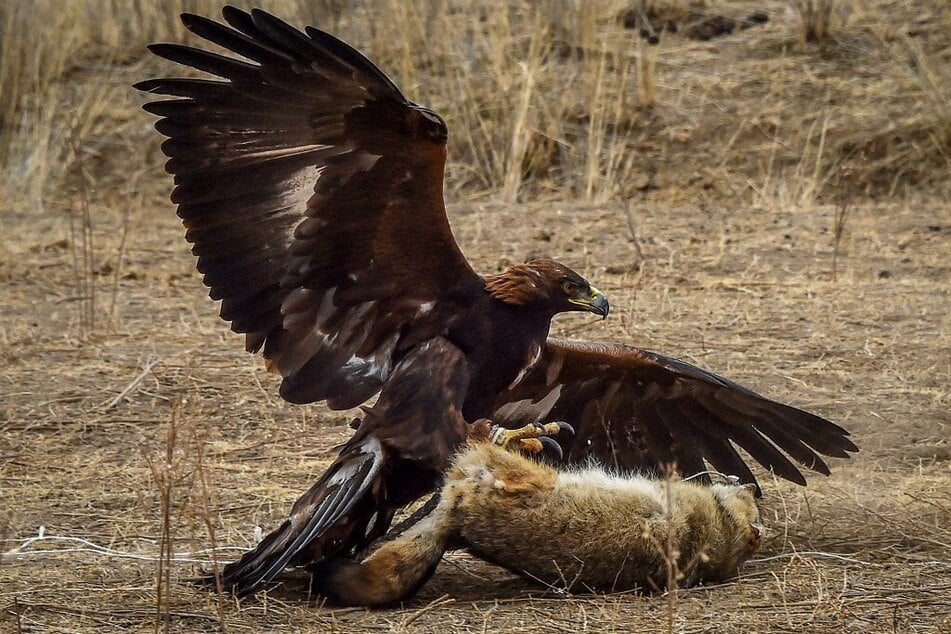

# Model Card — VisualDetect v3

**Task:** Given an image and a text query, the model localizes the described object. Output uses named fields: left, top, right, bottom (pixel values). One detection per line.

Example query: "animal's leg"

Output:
left=311, top=497, right=455, bottom=606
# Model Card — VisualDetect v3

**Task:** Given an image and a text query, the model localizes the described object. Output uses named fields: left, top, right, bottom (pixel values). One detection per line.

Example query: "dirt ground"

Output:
left=1, top=1, right=950, bottom=632
left=2, top=192, right=949, bottom=632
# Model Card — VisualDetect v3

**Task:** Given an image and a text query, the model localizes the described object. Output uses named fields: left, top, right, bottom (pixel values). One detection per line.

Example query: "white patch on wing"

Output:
left=282, top=287, right=317, bottom=315
left=282, top=287, right=337, bottom=326
left=330, top=151, right=381, bottom=189
left=327, top=437, right=382, bottom=487
left=246, top=143, right=328, bottom=161
left=282, top=164, right=324, bottom=245
left=506, top=343, right=544, bottom=390
left=340, top=336, right=397, bottom=382
left=528, top=344, right=543, bottom=368
left=359, top=436, right=383, bottom=456
left=315, top=288, right=338, bottom=323
left=507, top=368, right=532, bottom=391
left=417, top=301, right=435, bottom=316
left=493, top=384, right=563, bottom=423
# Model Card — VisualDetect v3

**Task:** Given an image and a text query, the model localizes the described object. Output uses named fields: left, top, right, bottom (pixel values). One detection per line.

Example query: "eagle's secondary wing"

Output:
left=492, top=339, right=857, bottom=491
left=136, top=7, right=481, bottom=408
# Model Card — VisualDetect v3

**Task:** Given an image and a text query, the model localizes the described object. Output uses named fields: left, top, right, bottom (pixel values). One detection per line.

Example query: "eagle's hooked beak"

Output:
left=570, top=286, right=610, bottom=319
left=589, top=287, right=610, bottom=319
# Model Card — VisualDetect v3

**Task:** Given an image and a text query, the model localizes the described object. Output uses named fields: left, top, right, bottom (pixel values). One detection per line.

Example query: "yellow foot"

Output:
left=488, top=422, right=573, bottom=459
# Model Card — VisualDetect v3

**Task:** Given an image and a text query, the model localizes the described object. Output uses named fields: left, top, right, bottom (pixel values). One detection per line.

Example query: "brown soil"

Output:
left=2, top=193, right=949, bottom=632
left=1, top=0, right=949, bottom=632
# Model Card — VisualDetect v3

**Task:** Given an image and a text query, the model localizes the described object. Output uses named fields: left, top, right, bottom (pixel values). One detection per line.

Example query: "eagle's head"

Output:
left=484, top=258, right=610, bottom=318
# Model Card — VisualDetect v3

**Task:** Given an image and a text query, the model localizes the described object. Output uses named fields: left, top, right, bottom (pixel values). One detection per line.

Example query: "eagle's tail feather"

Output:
left=206, top=436, right=387, bottom=597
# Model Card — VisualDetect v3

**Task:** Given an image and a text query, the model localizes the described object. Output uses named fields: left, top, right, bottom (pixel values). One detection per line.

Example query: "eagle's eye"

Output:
left=562, top=281, right=580, bottom=295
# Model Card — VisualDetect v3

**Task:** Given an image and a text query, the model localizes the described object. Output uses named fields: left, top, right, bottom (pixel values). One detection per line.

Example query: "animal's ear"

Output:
left=741, top=483, right=758, bottom=495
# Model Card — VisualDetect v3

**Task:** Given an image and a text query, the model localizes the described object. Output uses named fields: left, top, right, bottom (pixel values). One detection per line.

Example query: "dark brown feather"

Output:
left=136, top=7, right=481, bottom=408
left=492, top=339, right=857, bottom=491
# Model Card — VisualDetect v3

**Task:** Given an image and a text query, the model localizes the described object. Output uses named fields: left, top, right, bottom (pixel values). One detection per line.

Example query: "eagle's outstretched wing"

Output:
left=135, top=7, right=481, bottom=409
left=492, top=339, right=857, bottom=491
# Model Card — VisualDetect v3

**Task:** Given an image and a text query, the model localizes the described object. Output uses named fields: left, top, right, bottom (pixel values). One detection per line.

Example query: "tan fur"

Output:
left=316, top=443, right=763, bottom=605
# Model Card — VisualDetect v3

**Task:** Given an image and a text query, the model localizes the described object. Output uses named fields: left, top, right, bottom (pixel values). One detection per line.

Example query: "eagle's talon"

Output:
left=489, top=422, right=570, bottom=456
left=534, top=421, right=571, bottom=439
left=539, top=436, right=564, bottom=460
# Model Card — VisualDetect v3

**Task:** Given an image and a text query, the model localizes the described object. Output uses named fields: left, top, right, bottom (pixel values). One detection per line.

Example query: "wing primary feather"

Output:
left=142, top=98, right=307, bottom=122
left=709, top=392, right=832, bottom=475
left=220, top=7, right=398, bottom=100
left=671, top=400, right=758, bottom=487
left=669, top=353, right=856, bottom=459
left=686, top=399, right=808, bottom=485
left=181, top=12, right=293, bottom=65
left=220, top=5, right=261, bottom=37
left=133, top=77, right=232, bottom=100
left=303, top=26, right=407, bottom=99
left=146, top=43, right=260, bottom=82
left=769, top=404, right=858, bottom=457
left=745, top=416, right=831, bottom=475
left=652, top=402, right=716, bottom=479
left=250, top=9, right=328, bottom=62
left=251, top=447, right=379, bottom=591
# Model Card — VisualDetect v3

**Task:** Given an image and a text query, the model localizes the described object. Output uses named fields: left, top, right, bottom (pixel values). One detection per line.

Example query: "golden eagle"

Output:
left=136, top=7, right=857, bottom=596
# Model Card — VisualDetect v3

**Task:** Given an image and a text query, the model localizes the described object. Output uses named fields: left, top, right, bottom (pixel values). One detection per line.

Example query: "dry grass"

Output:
left=2, top=0, right=949, bottom=208
left=795, top=0, right=838, bottom=43
left=1, top=0, right=950, bottom=632
left=2, top=195, right=949, bottom=632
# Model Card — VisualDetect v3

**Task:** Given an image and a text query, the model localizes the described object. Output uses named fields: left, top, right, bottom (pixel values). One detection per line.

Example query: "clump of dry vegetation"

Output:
left=2, top=0, right=949, bottom=209
left=794, top=0, right=838, bottom=43
left=1, top=0, right=949, bottom=632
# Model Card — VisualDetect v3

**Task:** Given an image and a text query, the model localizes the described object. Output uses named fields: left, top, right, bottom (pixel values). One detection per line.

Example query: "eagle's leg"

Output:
left=488, top=421, right=573, bottom=458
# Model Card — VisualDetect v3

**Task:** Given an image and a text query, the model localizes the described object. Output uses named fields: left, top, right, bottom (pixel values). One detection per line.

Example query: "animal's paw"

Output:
left=488, top=421, right=574, bottom=460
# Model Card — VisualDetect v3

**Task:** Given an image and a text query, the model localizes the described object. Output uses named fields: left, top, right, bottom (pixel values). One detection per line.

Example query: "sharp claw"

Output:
left=488, top=422, right=573, bottom=457
left=539, top=436, right=564, bottom=461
